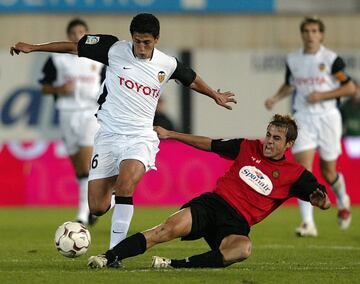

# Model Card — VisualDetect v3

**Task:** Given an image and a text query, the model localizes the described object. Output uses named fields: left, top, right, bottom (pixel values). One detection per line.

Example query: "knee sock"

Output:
left=106, top=232, right=147, bottom=263
left=170, top=249, right=225, bottom=268
left=331, top=173, right=350, bottom=210
left=298, top=199, right=315, bottom=226
left=76, top=175, right=90, bottom=224
left=109, top=196, right=134, bottom=249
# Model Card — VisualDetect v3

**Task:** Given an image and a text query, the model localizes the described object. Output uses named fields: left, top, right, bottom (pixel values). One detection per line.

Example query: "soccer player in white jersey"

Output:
left=265, top=17, right=356, bottom=237
left=11, top=13, right=237, bottom=264
left=39, top=19, right=104, bottom=225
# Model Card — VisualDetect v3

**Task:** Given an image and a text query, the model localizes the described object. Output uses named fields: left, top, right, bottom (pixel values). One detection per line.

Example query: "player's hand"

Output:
left=154, top=126, right=171, bottom=139
left=60, top=80, right=76, bottom=94
left=310, top=189, right=331, bottom=210
left=306, top=91, right=323, bottom=103
left=214, top=89, right=237, bottom=110
left=10, top=42, right=33, bottom=56
left=265, top=97, right=276, bottom=110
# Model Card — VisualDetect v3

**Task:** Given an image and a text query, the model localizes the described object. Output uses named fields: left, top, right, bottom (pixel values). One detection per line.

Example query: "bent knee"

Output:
left=113, top=181, right=136, bottom=196
left=221, top=239, right=252, bottom=264
left=240, top=242, right=252, bottom=260
left=232, top=243, right=252, bottom=262
left=89, top=202, right=110, bottom=216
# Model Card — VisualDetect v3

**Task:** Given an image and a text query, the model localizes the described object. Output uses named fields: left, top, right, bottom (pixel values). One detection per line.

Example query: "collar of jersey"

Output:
left=302, top=45, right=324, bottom=56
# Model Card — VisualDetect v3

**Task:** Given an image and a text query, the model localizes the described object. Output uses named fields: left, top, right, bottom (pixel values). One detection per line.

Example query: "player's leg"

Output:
left=156, top=193, right=251, bottom=269
left=292, top=113, right=318, bottom=236
left=75, top=110, right=101, bottom=224
left=88, top=175, right=117, bottom=216
left=318, top=110, right=351, bottom=229
left=109, top=135, right=159, bottom=250
left=88, top=207, right=192, bottom=268
left=293, top=149, right=318, bottom=237
left=109, top=159, right=145, bottom=250
left=87, top=128, right=120, bottom=217
left=219, top=234, right=252, bottom=265
left=320, top=159, right=351, bottom=229
left=166, top=234, right=251, bottom=269
left=144, top=207, right=193, bottom=247
left=59, top=111, right=95, bottom=224
left=70, top=146, right=95, bottom=225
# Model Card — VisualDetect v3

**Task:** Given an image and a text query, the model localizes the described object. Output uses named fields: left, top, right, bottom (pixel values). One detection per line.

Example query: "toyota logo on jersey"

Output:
left=239, top=166, right=273, bottom=196
left=118, top=76, right=160, bottom=98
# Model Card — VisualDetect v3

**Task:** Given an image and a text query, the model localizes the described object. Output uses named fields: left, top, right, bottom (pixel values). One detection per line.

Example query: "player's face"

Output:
left=132, top=32, right=159, bottom=59
left=68, top=25, right=88, bottom=42
left=263, top=125, right=293, bottom=160
left=301, top=23, right=323, bottom=52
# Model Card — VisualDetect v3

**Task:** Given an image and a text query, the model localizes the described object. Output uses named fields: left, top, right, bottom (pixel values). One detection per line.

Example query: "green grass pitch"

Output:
left=0, top=206, right=359, bottom=284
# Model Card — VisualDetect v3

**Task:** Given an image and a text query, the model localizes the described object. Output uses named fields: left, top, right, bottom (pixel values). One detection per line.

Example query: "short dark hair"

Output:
left=130, top=13, right=160, bottom=38
left=300, top=16, right=325, bottom=33
left=66, top=18, right=88, bottom=35
left=268, top=114, right=298, bottom=143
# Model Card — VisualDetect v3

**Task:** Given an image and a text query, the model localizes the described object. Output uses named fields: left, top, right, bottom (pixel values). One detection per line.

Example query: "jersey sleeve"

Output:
left=285, top=63, right=292, bottom=85
left=331, top=56, right=352, bottom=85
left=211, top=139, right=243, bottom=160
left=100, top=66, right=107, bottom=83
left=170, top=58, right=197, bottom=86
left=38, top=57, right=57, bottom=85
left=289, top=170, right=327, bottom=201
left=78, top=34, right=119, bottom=66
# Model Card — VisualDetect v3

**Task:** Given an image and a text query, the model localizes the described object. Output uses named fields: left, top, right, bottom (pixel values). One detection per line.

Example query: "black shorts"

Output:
left=181, top=192, right=250, bottom=250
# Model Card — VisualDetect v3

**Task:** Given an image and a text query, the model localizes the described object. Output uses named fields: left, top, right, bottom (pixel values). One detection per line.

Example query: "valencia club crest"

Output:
left=158, top=71, right=165, bottom=83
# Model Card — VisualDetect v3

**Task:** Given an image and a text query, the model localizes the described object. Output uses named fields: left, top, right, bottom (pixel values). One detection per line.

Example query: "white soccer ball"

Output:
left=54, top=221, right=91, bottom=258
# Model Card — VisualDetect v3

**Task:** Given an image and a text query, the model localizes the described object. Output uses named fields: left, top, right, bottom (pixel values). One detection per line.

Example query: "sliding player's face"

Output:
left=263, top=125, right=293, bottom=160
left=132, top=32, right=159, bottom=59
left=68, top=25, right=88, bottom=43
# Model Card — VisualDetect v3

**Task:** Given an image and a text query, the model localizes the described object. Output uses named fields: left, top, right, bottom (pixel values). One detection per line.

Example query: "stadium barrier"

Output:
left=0, top=138, right=359, bottom=207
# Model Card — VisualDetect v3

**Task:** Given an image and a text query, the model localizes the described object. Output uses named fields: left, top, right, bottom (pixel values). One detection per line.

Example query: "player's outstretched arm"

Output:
left=189, top=75, right=237, bottom=110
left=154, top=126, right=212, bottom=151
left=310, top=188, right=331, bottom=210
left=10, top=41, right=78, bottom=56
left=306, top=80, right=356, bottom=104
left=265, top=83, right=294, bottom=110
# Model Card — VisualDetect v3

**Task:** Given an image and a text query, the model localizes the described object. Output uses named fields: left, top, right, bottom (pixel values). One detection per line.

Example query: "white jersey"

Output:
left=286, top=45, right=350, bottom=115
left=99, top=41, right=176, bottom=134
left=40, top=53, right=103, bottom=111
left=77, top=34, right=195, bottom=136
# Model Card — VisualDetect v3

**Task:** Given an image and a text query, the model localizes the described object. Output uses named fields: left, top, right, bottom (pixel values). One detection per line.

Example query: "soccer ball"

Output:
left=54, top=221, right=91, bottom=258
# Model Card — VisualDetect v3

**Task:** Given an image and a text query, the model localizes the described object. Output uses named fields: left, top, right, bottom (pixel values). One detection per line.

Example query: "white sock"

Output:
left=298, top=199, right=315, bottom=226
left=331, top=173, right=350, bottom=210
left=109, top=197, right=134, bottom=249
left=76, top=177, right=90, bottom=224
left=110, top=194, right=115, bottom=210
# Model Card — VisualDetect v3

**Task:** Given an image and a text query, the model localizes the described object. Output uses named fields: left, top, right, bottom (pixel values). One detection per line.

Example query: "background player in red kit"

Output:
left=88, top=113, right=331, bottom=269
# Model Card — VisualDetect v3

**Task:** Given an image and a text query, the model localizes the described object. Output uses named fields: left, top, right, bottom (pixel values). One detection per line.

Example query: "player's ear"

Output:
left=286, top=140, right=294, bottom=150
left=154, top=36, right=159, bottom=44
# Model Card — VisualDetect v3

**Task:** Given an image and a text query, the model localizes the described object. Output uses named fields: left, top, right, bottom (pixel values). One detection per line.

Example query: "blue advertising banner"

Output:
left=0, top=0, right=273, bottom=13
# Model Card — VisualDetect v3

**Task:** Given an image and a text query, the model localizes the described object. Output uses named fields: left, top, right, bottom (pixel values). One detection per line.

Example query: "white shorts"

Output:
left=88, top=130, right=160, bottom=181
left=59, top=109, right=99, bottom=155
left=292, top=110, right=342, bottom=161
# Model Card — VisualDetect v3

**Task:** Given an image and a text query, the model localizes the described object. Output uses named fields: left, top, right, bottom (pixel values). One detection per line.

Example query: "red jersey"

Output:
left=212, top=139, right=325, bottom=226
